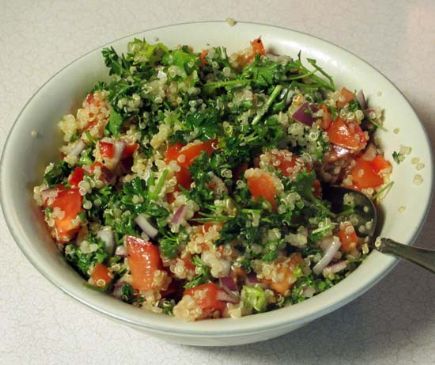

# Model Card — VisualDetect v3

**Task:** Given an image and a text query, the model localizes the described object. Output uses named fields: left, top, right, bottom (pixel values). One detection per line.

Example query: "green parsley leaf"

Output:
left=106, top=110, right=123, bottom=136
left=127, top=38, right=168, bottom=66
left=44, top=161, right=71, bottom=186
left=392, top=151, right=404, bottom=164
left=184, top=256, right=211, bottom=289
left=160, top=228, right=189, bottom=259
left=64, top=234, right=108, bottom=278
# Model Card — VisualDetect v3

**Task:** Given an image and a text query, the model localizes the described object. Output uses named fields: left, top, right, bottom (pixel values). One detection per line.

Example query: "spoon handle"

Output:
left=378, top=238, right=435, bottom=273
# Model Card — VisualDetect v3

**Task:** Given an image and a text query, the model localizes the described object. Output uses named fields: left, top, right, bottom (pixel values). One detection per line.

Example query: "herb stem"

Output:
left=373, top=181, right=394, bottom=201
left=204, top=79, right=250, bottom=92
left=252, top=84, right=283, bottom=125
left=149, top=169, right=169, bottom=200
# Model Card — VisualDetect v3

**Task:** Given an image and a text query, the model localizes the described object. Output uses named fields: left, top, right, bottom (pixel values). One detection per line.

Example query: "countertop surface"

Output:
left=1, top=1, right=434, bottom=364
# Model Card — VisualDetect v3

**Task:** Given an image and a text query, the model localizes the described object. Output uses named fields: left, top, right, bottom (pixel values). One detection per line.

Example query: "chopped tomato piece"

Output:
left=89, top=161, right=104, bottom=172
left=232, top=266, right=247, bottom=280
left=182, top=256, right=196, bottom=273
left=165, top=140, right=216, bottom=189
left=236, top=38, right=266, bottom=67
left=199, top=49, right=208, bottom=66
left=250, top=37, right=266, bottom=56
left=319, top=104, right=332, bottom=130
left=126, top=236, right=163, bottom=291
left=165, top=143, right=183, bottom=162
left=269, top=150, right=311, bottom=177
left=166, top=192, right=176, bottom=204
left=268, top=253, right=303, bottom=295
left=121, top=143, right=138, bottom=159
left=99, top=141, right=125, bottom=170
left=99, top=141, right=115, bottom=159
left=338, top=223, right=359, bottom=253
left=269, top=152, right=319, bottom=196
left=370, top=155, right=391, bottom=173
left=45, top=187, right=83, bottom=243
left=185, top=283, right=226, bottom=317
left=313, top=179, right=322, bottom=198
left=273, top=151, right=298, bottom=177
left=336, top=87, right=355, bottom=108
left=179, top=140, right=215, bottom=168
left=85, top=93, right=95, bottom=104
left=269, top=277, right=289, bottom=295
left=174, top=167, right=192, bottom=190
left=85, top=119, right=98, bottom=131
left=351, top=157, right=384, bottom=189
left=327, top=118, right=367, bottom=151
left=68, top=167, right=85, bottom=187
left=246, top=169, right=277, bottom=209
left=202, top=222, right=222, bottom=233
left=263, top=150, right=311, bottom=179
left=88, top=161, right=113, bottom=183
left=90, top=263, right=112, bottom=288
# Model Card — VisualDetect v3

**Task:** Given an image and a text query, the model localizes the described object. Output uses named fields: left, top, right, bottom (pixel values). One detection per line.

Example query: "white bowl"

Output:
left=1, top=21, right=432, bottom=346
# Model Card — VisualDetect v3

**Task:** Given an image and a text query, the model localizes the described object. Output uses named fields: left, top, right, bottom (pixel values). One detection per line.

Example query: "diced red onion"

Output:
left=112, top=280, right=126, bottom=299
left=219, top=276, right=238, bottom=292
left=171, top=205, right=187, bottom=225
left=67, top=140, right=86, bottom=159
left=100, top=166, right=116, bottom=185
left=97, top=226, right=114, bottom=254
left=246, top=272, right=260, bottom=285
left=292, top=102, right=316, bottom=126
left=292, top=102, right=316, bottom=125
left=318, top=236, right=334, bottom=252
left=216, top=290, right=239, bottom=303
left=115, top=245, right=127, bottom=256
left=135, top=213, right=158, bottom=238
left=322, top=260, right=348, bottom=277
left=302, top=286, right=316, bottom=298
left=313, top=236, right=341, bottom=275
left=356, top=90, right=367, bottom=110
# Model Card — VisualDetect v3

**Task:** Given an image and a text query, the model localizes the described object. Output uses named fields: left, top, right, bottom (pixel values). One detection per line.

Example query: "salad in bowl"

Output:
left=33, top=37, right=392, bottom=321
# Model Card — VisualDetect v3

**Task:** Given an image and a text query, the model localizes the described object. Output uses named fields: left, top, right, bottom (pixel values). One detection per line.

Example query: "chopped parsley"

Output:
left=44, top=161, right=71, bottom=186
left=64, top=234, right=108, bottom=278
left=184, top=256, right=211, bottom=289
left=392, top=150, right=404, bottom=164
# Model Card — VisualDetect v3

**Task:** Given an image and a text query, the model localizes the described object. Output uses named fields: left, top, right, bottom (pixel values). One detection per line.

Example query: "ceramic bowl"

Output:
left=1, top=21, right=432, bottom=346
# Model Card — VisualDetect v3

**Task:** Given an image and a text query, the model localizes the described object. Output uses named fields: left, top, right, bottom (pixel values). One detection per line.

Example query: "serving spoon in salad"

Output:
left=322, top=186, right=435, bottom=273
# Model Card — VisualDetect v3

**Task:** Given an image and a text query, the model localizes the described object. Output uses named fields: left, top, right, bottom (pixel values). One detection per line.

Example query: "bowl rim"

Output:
left=1, top=20, right=433, bottom=337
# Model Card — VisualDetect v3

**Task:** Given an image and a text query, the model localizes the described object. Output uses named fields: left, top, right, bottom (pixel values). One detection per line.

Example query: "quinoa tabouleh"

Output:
left=33, top=38, right=392, bottom=321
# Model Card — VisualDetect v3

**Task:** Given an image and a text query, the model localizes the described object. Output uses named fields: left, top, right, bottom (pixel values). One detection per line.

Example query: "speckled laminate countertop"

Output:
left=1, top=1, right=434, bottom=364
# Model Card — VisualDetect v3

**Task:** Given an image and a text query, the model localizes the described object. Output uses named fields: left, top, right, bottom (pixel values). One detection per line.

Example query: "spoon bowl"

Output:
left=323, top=185, right=435, bottom=273
left=322, top=185, right=378, bottom=238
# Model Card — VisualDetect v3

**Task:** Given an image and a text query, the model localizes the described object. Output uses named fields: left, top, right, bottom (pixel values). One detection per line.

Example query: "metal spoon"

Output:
left=322, top=185, right=435, bottom=273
